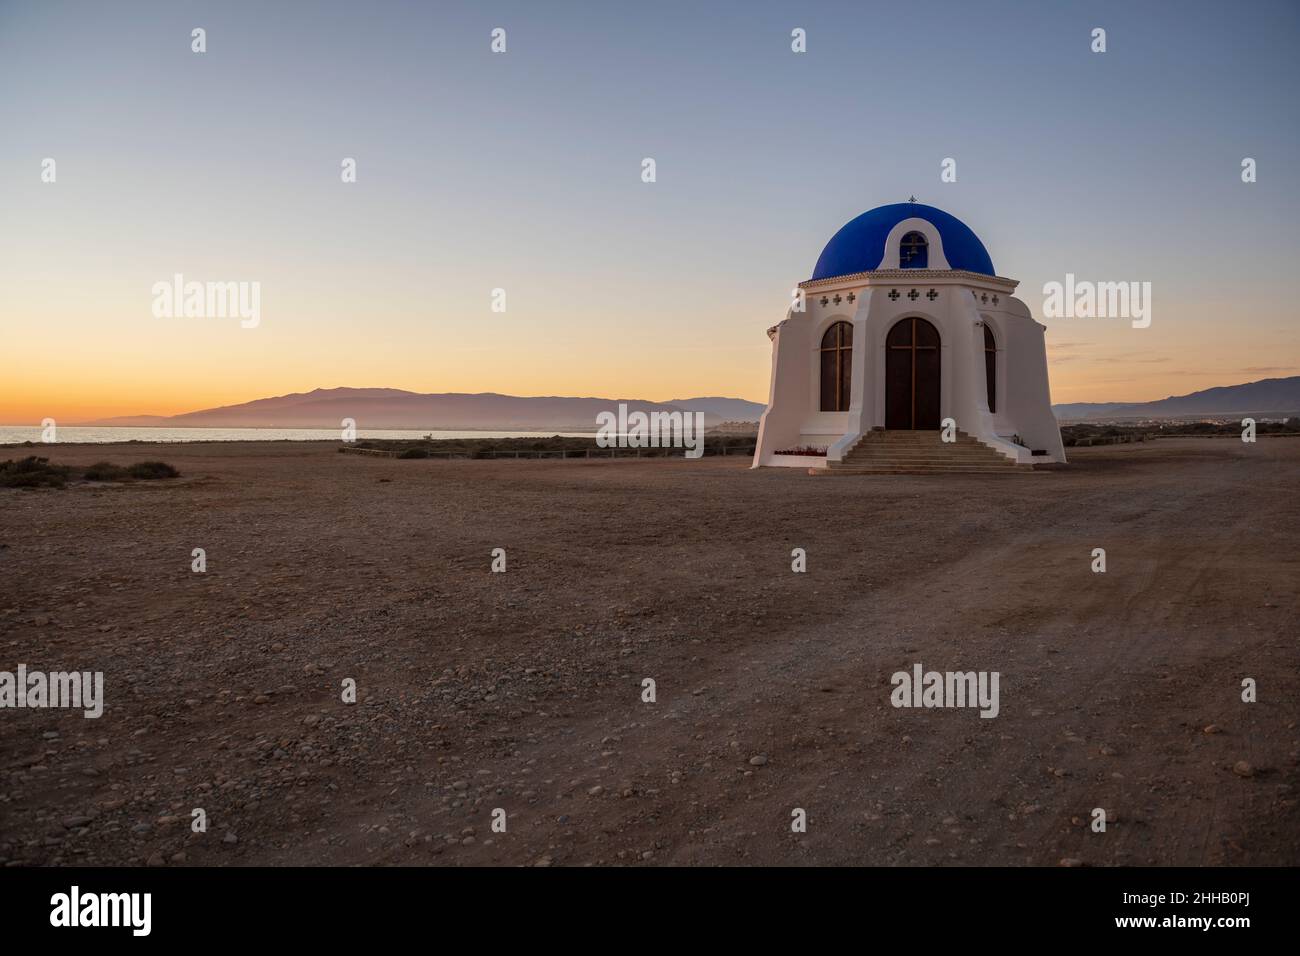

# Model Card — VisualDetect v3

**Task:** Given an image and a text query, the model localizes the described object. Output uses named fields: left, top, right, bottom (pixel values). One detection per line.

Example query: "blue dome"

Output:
left=811, top=203, right=995, bottom=280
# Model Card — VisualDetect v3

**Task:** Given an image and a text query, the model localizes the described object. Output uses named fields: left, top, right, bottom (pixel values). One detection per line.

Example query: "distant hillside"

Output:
left=86, top=414, right=172, bottom=426
left=667, top=396, right=766, bottom=421
left=84, top=388, right=767, bottom=430
left=1054, top=376, right=1300, bottom=421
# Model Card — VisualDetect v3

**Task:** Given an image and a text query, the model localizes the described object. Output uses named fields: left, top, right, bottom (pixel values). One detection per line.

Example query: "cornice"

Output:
left=799, top=269, right=1018, bottom=292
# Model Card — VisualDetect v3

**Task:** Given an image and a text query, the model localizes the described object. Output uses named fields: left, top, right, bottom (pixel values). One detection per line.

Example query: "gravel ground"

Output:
left=1, top=436, right=1297, bottom=866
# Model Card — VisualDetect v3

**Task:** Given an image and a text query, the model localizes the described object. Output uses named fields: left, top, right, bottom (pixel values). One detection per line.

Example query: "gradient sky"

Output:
left=2, top=0, right=1298, bottom=421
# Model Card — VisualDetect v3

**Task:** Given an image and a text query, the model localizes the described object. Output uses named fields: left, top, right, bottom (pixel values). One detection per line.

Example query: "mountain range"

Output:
left=85, top=388, right=768, bottom=430
left=1051, top=376, right=1300, bottom=421
left=81, top=375, right=1300, bottom=430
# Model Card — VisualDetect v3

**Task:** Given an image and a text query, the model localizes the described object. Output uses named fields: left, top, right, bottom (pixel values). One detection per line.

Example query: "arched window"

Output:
left=983, top=324, right=997, bottom=413
left=900, top=231, right=928, bottom=268
left=819, top=321, right=852, bottom=412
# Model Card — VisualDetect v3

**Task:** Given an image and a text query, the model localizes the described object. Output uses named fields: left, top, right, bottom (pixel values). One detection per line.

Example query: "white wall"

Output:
left=752, top=313, right=809, bottom=466
left=987, top=297, right=1067, bottom=462
left=754, top=278, right=1067, bottom=467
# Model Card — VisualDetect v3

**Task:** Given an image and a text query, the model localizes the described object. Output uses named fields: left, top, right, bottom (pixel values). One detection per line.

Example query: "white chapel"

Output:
left=753, top=202, right=1066, bottom=473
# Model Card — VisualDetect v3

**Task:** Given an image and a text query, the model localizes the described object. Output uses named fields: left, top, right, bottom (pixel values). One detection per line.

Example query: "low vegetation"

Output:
left=0, top=457, right=71, bottom=489
left=82, top=461, right=127, bottom=481
left=0, top=457, right=180, bottom=489
left=125, top=461, right=181, bottom=479
left=1060, top=418, right=1300, bottom=447
left=340, top=434, right=758, bottom=459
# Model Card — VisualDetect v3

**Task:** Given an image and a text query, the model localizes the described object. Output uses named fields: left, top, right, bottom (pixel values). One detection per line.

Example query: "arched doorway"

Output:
left=885, top=317, right=941, bottom=429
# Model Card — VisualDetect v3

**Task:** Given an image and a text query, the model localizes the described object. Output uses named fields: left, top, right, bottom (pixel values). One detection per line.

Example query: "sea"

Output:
left=0, top=426, right=594, bottom=445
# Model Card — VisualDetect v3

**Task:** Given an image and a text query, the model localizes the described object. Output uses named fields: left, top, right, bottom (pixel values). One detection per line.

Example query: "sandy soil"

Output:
left=1, top=437, right=1297, bottom=867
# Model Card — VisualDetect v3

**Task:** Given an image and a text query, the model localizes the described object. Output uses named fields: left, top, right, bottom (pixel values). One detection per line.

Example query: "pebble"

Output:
left=748, top=755, right=768, bottom=767
left=1232, top=760, right=1254, bottom=778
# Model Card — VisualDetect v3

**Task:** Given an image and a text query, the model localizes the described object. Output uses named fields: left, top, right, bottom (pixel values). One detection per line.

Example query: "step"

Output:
left=849, top=447, right=992, bottom=455
left=829, top=463, right=1031, bottom=471
left=849, top=442, right=990, bottom=451
left=828, top=430, right=1028, bottom=474
left=843, top=450, right=1009, bottom=459
left=852, top=438, right=987, bottom=446
left=857, top=434, right=977, bottom=442
left=858, top=433, right=981, bottom=439
left=831, top=459, right=1021, bottom=468
left=838, top=459, right=1016, bottom=468
left=816, top=466, right=1034, bottom=475
left=828, top=468, right=1027, bottom=474
left=842, top=449, right=1014, bottom=460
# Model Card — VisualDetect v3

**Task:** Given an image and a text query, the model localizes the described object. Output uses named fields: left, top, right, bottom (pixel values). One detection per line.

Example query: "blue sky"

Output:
left=1, top=0, right=1297, bottom=417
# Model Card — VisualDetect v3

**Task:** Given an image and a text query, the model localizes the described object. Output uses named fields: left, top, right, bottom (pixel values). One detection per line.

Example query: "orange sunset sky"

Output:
left=3, top=2, right=1297, bottom=424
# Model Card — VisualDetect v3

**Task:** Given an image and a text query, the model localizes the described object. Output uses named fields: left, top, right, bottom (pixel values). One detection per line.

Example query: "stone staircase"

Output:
left=816, top=429, right=1034, bottom=476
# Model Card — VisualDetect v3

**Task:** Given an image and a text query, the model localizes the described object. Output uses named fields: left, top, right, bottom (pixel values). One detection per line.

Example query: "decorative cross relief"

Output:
left=833, top=294, right=842, bottom=305
left=820, top=296, right=829, bottom=307
left=888, top=289, right=900, bottom=301
left=926, top=289, right=938, bottom=301
left=846, top=292, right=856, bottom=303
left=907, top=289, right=920, bottom=301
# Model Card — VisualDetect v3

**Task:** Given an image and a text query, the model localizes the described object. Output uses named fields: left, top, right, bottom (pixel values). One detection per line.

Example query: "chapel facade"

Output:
left=753, top=202, right=1066, bottom=472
